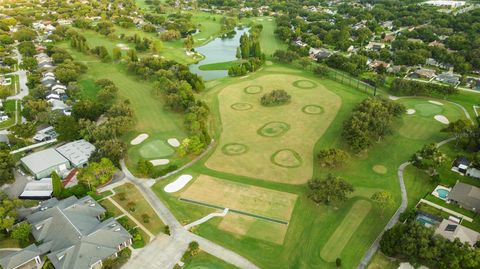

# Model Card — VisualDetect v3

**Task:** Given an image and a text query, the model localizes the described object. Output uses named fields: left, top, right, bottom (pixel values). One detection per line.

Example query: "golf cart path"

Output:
left=356, top=137, right=455, bottom=269
left=119, top=160, right=259, bottom=269
left=184, top=208, right=229, bottom=230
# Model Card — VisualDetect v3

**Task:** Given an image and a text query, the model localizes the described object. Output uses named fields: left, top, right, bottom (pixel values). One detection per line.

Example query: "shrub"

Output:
left=260, top=90, right=291, bottom=106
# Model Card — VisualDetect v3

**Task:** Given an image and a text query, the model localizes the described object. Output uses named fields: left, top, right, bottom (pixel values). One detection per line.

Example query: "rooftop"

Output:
left=20, top=148, right=69, bottom=174
left=435, top=219, right=480, bottom=246
left=56, top=140, right=96, bottom=167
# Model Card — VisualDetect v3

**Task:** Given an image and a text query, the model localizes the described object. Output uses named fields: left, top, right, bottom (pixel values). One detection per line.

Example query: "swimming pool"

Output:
left=416, top=214, right=439, bottom=227
left=436, top=188, right=450, bottom=199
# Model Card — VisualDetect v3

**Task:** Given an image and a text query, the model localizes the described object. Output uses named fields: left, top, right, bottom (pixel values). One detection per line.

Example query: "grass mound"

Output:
left=271, top=149, right=302, bottom=168
left=244, top=85, right=263, bottom=94
left=292, top=79, right=317, bottom=89
left=372, top=165, right=388, bottom=174
left=139, top=140, right=175, bottom=159
left=257, top=122, right=290, bottom=137
left=231, top=103, right=253, bottom=111
left=302, top=105, right=324, bottom=115
left=222, top=143, right=249, bottom=156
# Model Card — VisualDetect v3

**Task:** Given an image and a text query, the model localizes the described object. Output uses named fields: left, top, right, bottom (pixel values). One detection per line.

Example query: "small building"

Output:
left=410, top=68, right=436, bottom=79
left=366, top=42, right=385, bottom=51
left=447, top=182, right=480, bottom=213
left=20, top=149, right=70, bottom=179
left=19, top=178, right=53, bottom=200
left=452, top=156, right=470, bottom=174
left=309, top=47, right=333, bottom=60
left=429, top=40, right=445, bottom=48
left=383, top=34, right=396, bottom=42
left=56, top=139, right=96, bottom=168
left=435, top=219, right=480, bottom=246
left=368, top=60, right=390, bottom=70
left=466, top=168, right=480, bottom=180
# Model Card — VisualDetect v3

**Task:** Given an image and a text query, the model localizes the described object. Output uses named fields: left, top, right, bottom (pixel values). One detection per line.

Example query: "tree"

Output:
left=260, top=90, right=291, bottom=106
left=77, top=158, right=116, bottom=190
left=0, top=193, right=22, bottom=231
left=0, top=150, right=15, bottom=184
left=176, top=136, right=206, bottom=157
left=317, top=148, right=350, bottom=168
left=126, top=49, right=138, bottom=62
left=442, top=119, right=473, bottom=147
left=371, top=191, right=394, bottom=217
left=51, top=171, right=63, bottom=197
left=137, top=159, right=153, bottom=177
left=54, top=115, right=81, bottom=141
left=308, top=174, right=354, bottom=206
left=20, top=57, right=38, bottom=72
left=183, top=35, right=194, bottom=50
left=0, top=85, right=9, bottom=100
left=112, top=47, right=122, bottom=61
left=410, top=143, right=447, bottom=175
left=11, top=222, right=31, bottom=246
left=336, top=258, right=342, bottom=268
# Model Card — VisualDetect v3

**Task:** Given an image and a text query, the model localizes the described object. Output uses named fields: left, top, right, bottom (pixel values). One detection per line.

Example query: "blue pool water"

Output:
left=416, top=215, right=439, bottom=227
left=437, top=189, right=449, bottom=199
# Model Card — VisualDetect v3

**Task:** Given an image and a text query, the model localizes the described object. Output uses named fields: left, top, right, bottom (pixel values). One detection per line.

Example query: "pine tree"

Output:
left=51, top=171, right=63, bottom=197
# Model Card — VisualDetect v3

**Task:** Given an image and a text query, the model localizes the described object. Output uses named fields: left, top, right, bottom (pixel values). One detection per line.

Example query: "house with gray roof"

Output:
left=0, top=196, right=132, bottom=269
left=20, top=148, right=71, bottom=179
left=0, top=244, right=42, bottom=269
left=447, top=182, right=480, bottom=213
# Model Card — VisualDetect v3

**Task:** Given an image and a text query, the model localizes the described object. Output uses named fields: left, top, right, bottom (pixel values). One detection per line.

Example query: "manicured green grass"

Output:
left=152, top=63, right=469, bottom=269
left=402, top=165, right=435, bottom=211
left=184, top=251, right=239, bottom=269
left=0, top=234, right=20, bottom=249
left=138, top=140, right=175, bottom=159
left=367, top=252, right=398, bottom=269
left=100, top=198, right=123, bottom=216
left=199, top=61, right=239, bottom=71
left=113, top=183, right=165, bottom=235
left=320, top=200, right=372, bottom=262
left=245, top=17, right=287, bottom=59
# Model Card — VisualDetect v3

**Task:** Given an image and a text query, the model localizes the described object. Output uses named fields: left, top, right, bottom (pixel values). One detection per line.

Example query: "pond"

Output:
left=189, top=27, right=250, bottom=81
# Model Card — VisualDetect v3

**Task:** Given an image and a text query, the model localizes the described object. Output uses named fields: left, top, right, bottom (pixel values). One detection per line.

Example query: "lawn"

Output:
left=152, top=63, right=470, bottom=269
left=100, top=198, right=123, bottom=216
left=113, top=183, right=165, bottom=235
left=367, top=252, right=398, bottom=269
left=204, top=73, right=342, bottom=184
left=184, top=251, right=239, bottom=269
left=245, top=17, right=287, bottom=59
left=0, top=100, right=17, bottom=129
left=199, top=61, right=239, bottom=71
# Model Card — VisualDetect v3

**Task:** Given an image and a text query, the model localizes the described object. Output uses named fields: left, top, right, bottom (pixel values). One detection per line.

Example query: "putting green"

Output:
left=414, top=103, right=443, bottom=117
left=292, top=79, right=317, bottom=89
left=271, top=149, right=302, bottom=168
left=244, top=85, right=263, bottom=94
left=205, top=74, right=341, bottom=184
left=139, top=140, right=175, bottom=159
left=222, top=143, right=249, bottom=156
left=231, top=103, right=253, bottom=111
left=257, top=122, right=290, bottom=137
left=302, top=105, right=324, bottom=115
left=320, top=200, right=372, bottom=262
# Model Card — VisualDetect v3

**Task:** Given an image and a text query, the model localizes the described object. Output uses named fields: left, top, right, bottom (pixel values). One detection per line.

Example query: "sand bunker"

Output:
left=429, top=100, right=444, bottom=106
left=116, top=43, right=130, bottom=50
left=167, top=138, right=180, bottom=147
left=406, top=109, right=416, bottom=115
left=434, top=115, right=449, bottom=124
left=150, top=159, right=170, bottom=166
left=164, top=175, right=193, bottom=193
left=131, top=134, right=149, bottom=145
left=389, top=95, right=399, bottom=100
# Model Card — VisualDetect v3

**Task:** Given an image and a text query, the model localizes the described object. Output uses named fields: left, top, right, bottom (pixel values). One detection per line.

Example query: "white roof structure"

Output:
left=20, top=178, right=53, bottom=198
left=48, top=99, right=68, bottom=111
left=56, top=140, right=95, bottom=167
left=20, top=149, right=69, bottom=175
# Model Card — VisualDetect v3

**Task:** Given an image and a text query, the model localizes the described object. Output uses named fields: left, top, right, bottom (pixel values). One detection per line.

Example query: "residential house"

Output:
left=407, top=38, right=424, bottom=44
left=452, top=156, right=470, bottom=174
left=309, top=47, right=333, bottom=60
left=435, top=219, right=479, bottom=246
left=366, top=42, right=385, bottom=51
left=381, top=20, right=394, bottom=30
left=383, top=34, right=396, bottom=42
left=410, top=68, right=436, bottom=79
left=0, top=196, right=132, bottom=269
left=447, top=182, right=480, bottom=213
left=436, top=72, right=461, bottom=85
left=429, top=40, right=445, bottom=48
left=368, top=60, right=390, bottom=70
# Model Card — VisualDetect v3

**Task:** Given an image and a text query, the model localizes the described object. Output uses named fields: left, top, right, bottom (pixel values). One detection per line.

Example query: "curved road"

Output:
left=356, top=137, right=456, bottom=269
left=119, top=160, right=259, bottom=269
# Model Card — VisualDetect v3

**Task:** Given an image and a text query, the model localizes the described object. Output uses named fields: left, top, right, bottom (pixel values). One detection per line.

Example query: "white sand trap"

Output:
left=434, top=115, right=449, bottom=124
left=389, top=95, right=399, bottom=100
left=164, top=175, right=193, bottom=193
left=131, top=134, right=149, bottom=145
left=406, top=109, right=416, bottom=115
left=240, top=75, right=250, bottom=79
left=116, top=43, right=130, bottom=51
left=167, top=138, right=180, bottom=147
left=429, top=100, right=444, bottom=106
left=150, top=159, right=170, bottom=166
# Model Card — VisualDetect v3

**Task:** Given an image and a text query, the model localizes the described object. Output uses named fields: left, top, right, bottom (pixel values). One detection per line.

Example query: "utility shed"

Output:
left=20, top=149, right=70, bottom=179
left=56, top=139, right=95, bottom=168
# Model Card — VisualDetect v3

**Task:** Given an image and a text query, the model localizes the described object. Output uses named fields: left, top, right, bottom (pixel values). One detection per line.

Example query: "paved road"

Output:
left=6, top=49, right=29, bottom=100
left=120, top=161, right=259, bottom=269
left=356, top=137, right=456, bottom=268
